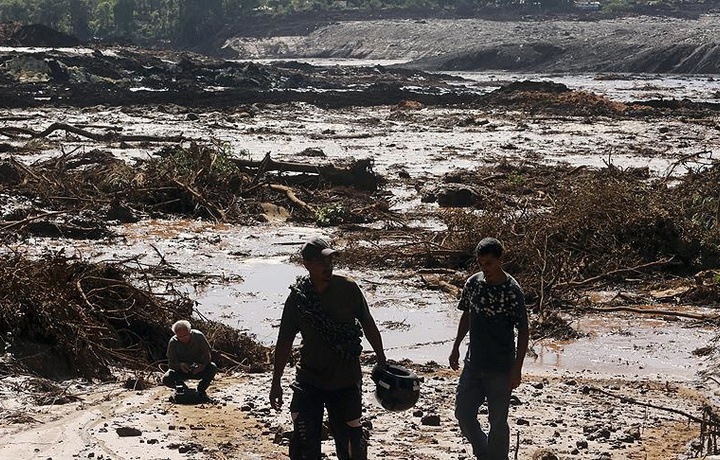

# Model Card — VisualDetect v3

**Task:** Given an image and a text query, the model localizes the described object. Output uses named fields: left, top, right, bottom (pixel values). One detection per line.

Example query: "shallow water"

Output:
left=3, top=64, right=717, bottom=384
left=116, top=221, right=712, bottom=381
left=193, top=251, right=709, bottom=381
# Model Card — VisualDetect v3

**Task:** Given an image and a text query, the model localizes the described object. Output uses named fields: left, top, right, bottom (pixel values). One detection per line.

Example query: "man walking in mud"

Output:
left=270, top=235, right=387, bottom=460
left=449, top=237, right=529, bottom=460
left=162, top=320, right=217, bottom=402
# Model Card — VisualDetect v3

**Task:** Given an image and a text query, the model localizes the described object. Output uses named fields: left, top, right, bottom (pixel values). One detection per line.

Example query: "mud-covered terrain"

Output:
left=217, top=12, right=720, bottom=74
left=1, top=17, right=720, bottom=460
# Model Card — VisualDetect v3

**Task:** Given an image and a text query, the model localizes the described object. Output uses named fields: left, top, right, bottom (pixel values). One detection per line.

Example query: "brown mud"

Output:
left=1, top=17, right=720, bottom=460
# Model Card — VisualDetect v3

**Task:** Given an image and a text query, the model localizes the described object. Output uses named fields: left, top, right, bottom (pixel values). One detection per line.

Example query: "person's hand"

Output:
left=191, top=363, right=204, bottom=375
left=179, top=362, right=191, bottom=373
left=449, top=348, right=460, bottom=370
left=269, top=382, right=283, bottom=411
left=375, top=354, right=387, bottom=369
left=509, top=366, right=522, bottom=389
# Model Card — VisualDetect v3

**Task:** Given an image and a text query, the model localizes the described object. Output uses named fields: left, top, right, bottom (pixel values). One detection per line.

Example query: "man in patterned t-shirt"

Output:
left=449, top=237, right=529, bottom=460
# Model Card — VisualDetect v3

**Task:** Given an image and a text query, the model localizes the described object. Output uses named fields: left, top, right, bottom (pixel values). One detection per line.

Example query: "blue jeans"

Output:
left=455, top=366, right=511, bottom=460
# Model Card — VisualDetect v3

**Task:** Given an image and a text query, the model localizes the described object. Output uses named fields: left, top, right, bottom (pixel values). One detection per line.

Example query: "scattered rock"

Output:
left=531, top=448, right=560, bottom=460
left=116, top=426, right=142, bottom=437
left=420, top=414, right=441, bottom=426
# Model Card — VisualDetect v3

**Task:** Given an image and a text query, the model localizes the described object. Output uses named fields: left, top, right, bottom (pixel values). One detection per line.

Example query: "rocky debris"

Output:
left=420, top=414, right=441, bottom=426
left=0, top=45, right=470, bottom=109
left=532, top=448, right=561, bottom=460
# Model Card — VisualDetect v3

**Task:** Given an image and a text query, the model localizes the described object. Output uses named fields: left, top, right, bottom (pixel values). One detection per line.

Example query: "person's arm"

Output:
left=192, top=332, right=212, bottom=374
left=361, top=315, right=387, bottom=367
left=270, top=291, right=300, bottom=411
left=270, top=337, right=293, bottom=410
left=167, top=340, right=182, bottom=371
left=510, top=322, right=529, bottom=389
left=449, top=309, right=469, bottom=370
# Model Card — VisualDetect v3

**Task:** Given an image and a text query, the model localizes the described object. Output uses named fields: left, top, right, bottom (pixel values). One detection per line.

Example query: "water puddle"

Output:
left=187, top=248, right=709, bottom=381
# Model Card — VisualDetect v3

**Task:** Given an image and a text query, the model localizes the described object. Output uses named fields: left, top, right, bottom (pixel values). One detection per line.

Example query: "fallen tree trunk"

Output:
left=268, top=183, right=315, bottom=213
left=588, top=305, right=719, bottom=323
left=231, top=154, right=381, bottom=190
left=0, top=122, right=186, bottom=143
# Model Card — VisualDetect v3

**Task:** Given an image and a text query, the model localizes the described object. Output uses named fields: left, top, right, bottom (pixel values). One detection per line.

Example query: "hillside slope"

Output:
left=218, top=14, right=720, bottom=73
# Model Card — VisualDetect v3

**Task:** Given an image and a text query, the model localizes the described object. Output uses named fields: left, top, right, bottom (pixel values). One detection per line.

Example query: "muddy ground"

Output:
left=213, top=10, right=720, bottom=74
left=1, top=14, right=720, bottom=460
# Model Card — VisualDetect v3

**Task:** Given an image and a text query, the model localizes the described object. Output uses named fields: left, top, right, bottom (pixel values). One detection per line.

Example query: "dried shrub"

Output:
left=342, top=160, right=720, bottom=314
left=0, top=253, right=269, bottom=381
left=0, top=143, right=388, bottom=231
left=668, top=162, right=720, bottom=267
left=195, top=320, right=269, bottom=373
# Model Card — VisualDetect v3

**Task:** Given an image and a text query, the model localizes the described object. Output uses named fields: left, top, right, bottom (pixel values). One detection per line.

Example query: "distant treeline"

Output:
left=0, top=0, right=717, bottom=46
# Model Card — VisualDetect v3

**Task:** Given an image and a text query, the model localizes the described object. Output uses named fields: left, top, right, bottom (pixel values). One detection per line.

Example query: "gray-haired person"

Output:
left=162, top=320, right=217, bottom=402
left=449, top=237, right=529, bottom=460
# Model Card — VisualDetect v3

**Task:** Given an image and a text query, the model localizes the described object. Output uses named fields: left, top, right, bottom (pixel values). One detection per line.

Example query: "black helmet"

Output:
left=371, top=363, right=421, bottom=411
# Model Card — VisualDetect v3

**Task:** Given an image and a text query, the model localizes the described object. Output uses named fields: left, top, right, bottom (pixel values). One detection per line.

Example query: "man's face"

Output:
left=304, top=254, right=334, bottom=282
left=175, top=327, right=191, bottom=344
left=476, top=253, right=502, bottom=277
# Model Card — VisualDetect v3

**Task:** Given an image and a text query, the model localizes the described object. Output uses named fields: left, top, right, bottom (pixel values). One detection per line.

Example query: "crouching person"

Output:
left=162, top=320, right=217, bottom=402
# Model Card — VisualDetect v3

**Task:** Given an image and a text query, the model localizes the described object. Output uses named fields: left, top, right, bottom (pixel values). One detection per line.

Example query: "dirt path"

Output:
left=0, top=367, right=711, bottom=459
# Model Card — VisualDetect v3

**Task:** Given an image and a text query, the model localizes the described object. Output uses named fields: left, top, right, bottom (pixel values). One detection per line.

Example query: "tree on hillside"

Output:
left=35, top=0, right=71, bottom=31
left=176, top=0, right=223, bottom=46
left=0, top=0, right=32, bottom=23
left=114, top=0, right=135, bottom=35
left=70, top=0, right=91, bottom=40
left=223, top=0, right=263, bottom=16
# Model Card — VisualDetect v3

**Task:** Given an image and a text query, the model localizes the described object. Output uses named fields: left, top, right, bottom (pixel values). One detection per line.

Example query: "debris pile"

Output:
left=341, top=160, right=720, bottom=320
left=0, top=252, right=269, bottom=381
left=0, top=140, right=388, bottom=236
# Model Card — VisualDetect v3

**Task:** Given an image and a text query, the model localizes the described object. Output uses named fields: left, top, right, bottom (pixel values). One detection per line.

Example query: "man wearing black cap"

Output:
left=270, top=235, right=387, bottom=460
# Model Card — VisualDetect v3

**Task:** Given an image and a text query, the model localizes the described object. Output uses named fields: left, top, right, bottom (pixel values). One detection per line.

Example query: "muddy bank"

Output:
left=2, top=22, right=720, bottom=459
left=218, top=14, right=720, bottom=74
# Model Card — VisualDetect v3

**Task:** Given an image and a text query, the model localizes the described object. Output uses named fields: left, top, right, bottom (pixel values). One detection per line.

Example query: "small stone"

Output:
left=421, top=414, right=441, bottom=426
left=116, top=426, right=142, bottom=437
left=531, top=448, right=560, bottom=460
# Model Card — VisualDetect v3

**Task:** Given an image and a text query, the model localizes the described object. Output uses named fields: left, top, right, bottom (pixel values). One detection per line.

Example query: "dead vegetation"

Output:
left=0, top=70, right=718, bottom=393
left=0, top=139, right=390, bottom=237
left=482, top=81, right=628, bottom=117
left=0, top=251, right=269, bottom=382
left=339, top=158, right=720, bottom=340
left=0, top=136, right=392, bottom=382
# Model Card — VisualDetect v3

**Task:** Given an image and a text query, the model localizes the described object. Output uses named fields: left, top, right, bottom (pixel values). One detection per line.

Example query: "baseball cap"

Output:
left=301, top=236, right=337, bottom=260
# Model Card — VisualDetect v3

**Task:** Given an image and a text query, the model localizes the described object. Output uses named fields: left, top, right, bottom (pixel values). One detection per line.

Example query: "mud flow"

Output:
left=2, top=18, right=720, bottom=460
